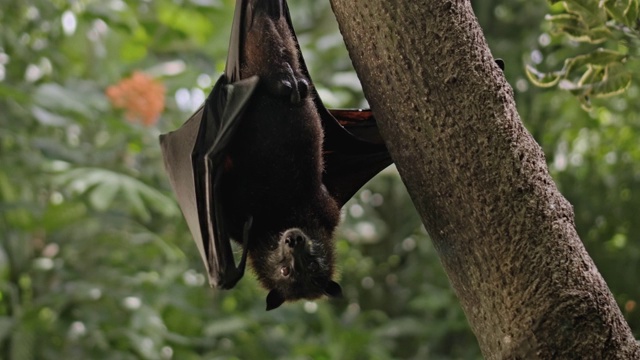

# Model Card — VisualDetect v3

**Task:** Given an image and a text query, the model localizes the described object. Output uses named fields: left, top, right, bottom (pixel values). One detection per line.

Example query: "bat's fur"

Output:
left=221, top=2, right=343, bottom=310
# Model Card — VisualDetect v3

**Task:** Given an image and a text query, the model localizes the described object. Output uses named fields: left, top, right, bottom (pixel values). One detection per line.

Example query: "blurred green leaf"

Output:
left=603, top=0, right=640, bottom=27
left=563, top=0, right=608, bottom=26
left=560, top=61, right=631, bottom=109
left=526, top=64, right=563, bottom=87
left=33, top=84, right=96, bottom=118
left=54, top=167, right=180, bottom=220
left=534, top=0, right=640, bottom=103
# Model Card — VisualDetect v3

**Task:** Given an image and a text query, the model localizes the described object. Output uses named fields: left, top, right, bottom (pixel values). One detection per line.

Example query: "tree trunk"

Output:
left=330, top=0, right=640, bottom=358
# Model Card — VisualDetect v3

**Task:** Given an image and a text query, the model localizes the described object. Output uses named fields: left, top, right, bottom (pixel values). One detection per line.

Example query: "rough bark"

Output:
left=330, top=0, right=640, bottom=358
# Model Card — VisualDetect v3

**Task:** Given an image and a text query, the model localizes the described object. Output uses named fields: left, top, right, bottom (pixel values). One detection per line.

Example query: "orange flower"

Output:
left=106, top=71, right=165, bottom=126
left=625, top=300, right=636, bottom=313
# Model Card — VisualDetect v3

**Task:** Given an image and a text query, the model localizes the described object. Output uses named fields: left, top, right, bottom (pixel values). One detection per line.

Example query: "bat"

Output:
left=159, top=0, right=392, bottom=310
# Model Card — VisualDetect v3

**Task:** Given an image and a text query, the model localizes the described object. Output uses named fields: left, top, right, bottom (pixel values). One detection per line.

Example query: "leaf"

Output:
left=54, top=168, right=180, bottom=221
left=525, top=65, right=562, bottom=87
left=588, top=62, right=632, bottom=97
left=90, top=181, right=120, bottom=211
left=577, top=64, right=604, bottom=86
left=546, top=13, right=585, bottom=34
left=41, top=201, right=87, bottom=231
left=545, top=14, right=610, bottom=43
left=31, top=137, right=87, bottom=163
left=33, top=81, right=109, bottom=119
left=603, top=0, right=640, bottom=27
left=157, top=2, right=216, bottom=45
left=31, top=106, right=71, bottom=127
left=565, top=49, right=628, bottom=70
left=559, top=62, right=631, bottom=99
left=562, top=0, right=608, bottom=26
left=33, top=83, right=94, bottom=118
left=527, top=49, right=627, bottom=92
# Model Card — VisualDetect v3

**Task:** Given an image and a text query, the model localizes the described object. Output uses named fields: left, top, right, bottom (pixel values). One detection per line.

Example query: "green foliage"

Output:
left=526, top=0, right=640, bottom=109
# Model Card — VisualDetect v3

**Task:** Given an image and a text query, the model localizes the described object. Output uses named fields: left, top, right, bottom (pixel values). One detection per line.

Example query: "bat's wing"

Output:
left=330, top=109, right=385, bottom=145
left=160, top=74, right=259, bottom=288
left=225, top=0, right=244, bottom=83
left=320, top=107, right=393, bottom=207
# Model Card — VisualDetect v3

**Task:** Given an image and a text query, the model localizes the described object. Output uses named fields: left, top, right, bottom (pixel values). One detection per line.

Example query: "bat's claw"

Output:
left=297, top=78, right=309, bottom=100
left=214, top=216, right=253, bottom=290
left=267, top=63, right=309, bottom=105
left=242, top=216, right=253, bottom=249
left=235, top=215, right=252, bottom=270
left=273, top=77, right=309, bottom=104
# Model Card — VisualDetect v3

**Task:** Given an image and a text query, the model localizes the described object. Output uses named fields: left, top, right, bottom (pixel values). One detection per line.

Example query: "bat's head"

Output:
left=261, top=228, right=342, bottom=311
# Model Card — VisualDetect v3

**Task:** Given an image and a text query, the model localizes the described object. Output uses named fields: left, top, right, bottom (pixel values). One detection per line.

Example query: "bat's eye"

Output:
left=281, top=266, right=291, bottom=277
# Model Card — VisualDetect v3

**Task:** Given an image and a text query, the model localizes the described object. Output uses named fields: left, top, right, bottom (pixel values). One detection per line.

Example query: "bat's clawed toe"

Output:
left=273, top=79, right=309, bottom=105
left=266, top=63, right=310, bottom=105
left=297, top=78, right=309, bottom=100
left=270, top=78, right=309, bottom=105
left=285, top=78, right=311, bottom=105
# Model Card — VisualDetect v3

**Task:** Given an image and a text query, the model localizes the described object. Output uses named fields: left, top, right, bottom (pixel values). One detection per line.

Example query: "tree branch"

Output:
left=330, top=0, right=640, bottom=357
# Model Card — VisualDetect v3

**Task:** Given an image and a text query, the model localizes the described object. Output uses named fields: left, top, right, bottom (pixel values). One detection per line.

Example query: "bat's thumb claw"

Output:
left=244, top=216, right=253, bottom=232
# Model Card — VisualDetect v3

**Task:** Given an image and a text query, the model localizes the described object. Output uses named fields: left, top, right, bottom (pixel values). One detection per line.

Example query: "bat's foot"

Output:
left=266, top=63, right=310, bottom=105
left=274, top=78, right=308, bottom=104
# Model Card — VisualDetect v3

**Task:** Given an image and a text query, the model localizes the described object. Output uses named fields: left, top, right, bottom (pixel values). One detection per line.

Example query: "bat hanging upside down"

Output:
left=159, top=0, right=392, bottom=310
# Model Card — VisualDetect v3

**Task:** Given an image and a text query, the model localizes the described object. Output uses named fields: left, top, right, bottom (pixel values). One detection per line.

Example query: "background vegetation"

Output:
left=0, top=0, right=637, bottom=358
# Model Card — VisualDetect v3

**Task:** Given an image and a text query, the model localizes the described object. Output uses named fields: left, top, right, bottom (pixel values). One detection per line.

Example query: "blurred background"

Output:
left=0, top=0, right=638, bottom=359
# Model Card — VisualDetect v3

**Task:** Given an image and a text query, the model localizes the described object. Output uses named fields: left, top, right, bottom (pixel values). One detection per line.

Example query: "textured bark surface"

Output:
left=330, top=0, right=640, bottom=358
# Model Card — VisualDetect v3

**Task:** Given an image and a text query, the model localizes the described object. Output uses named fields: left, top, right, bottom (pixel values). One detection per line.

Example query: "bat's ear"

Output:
left=324, top=280, right=343, bottom=299
left=266, top=289, right=286, bottom=311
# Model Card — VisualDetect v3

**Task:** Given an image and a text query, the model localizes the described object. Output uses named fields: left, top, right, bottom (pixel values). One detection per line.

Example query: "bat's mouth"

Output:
left=277, top=228, right=314, bottom=273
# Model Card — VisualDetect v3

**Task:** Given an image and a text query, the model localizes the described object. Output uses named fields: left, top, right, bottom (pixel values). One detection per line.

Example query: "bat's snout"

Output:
left=280, top=228, right=309, bottom=250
